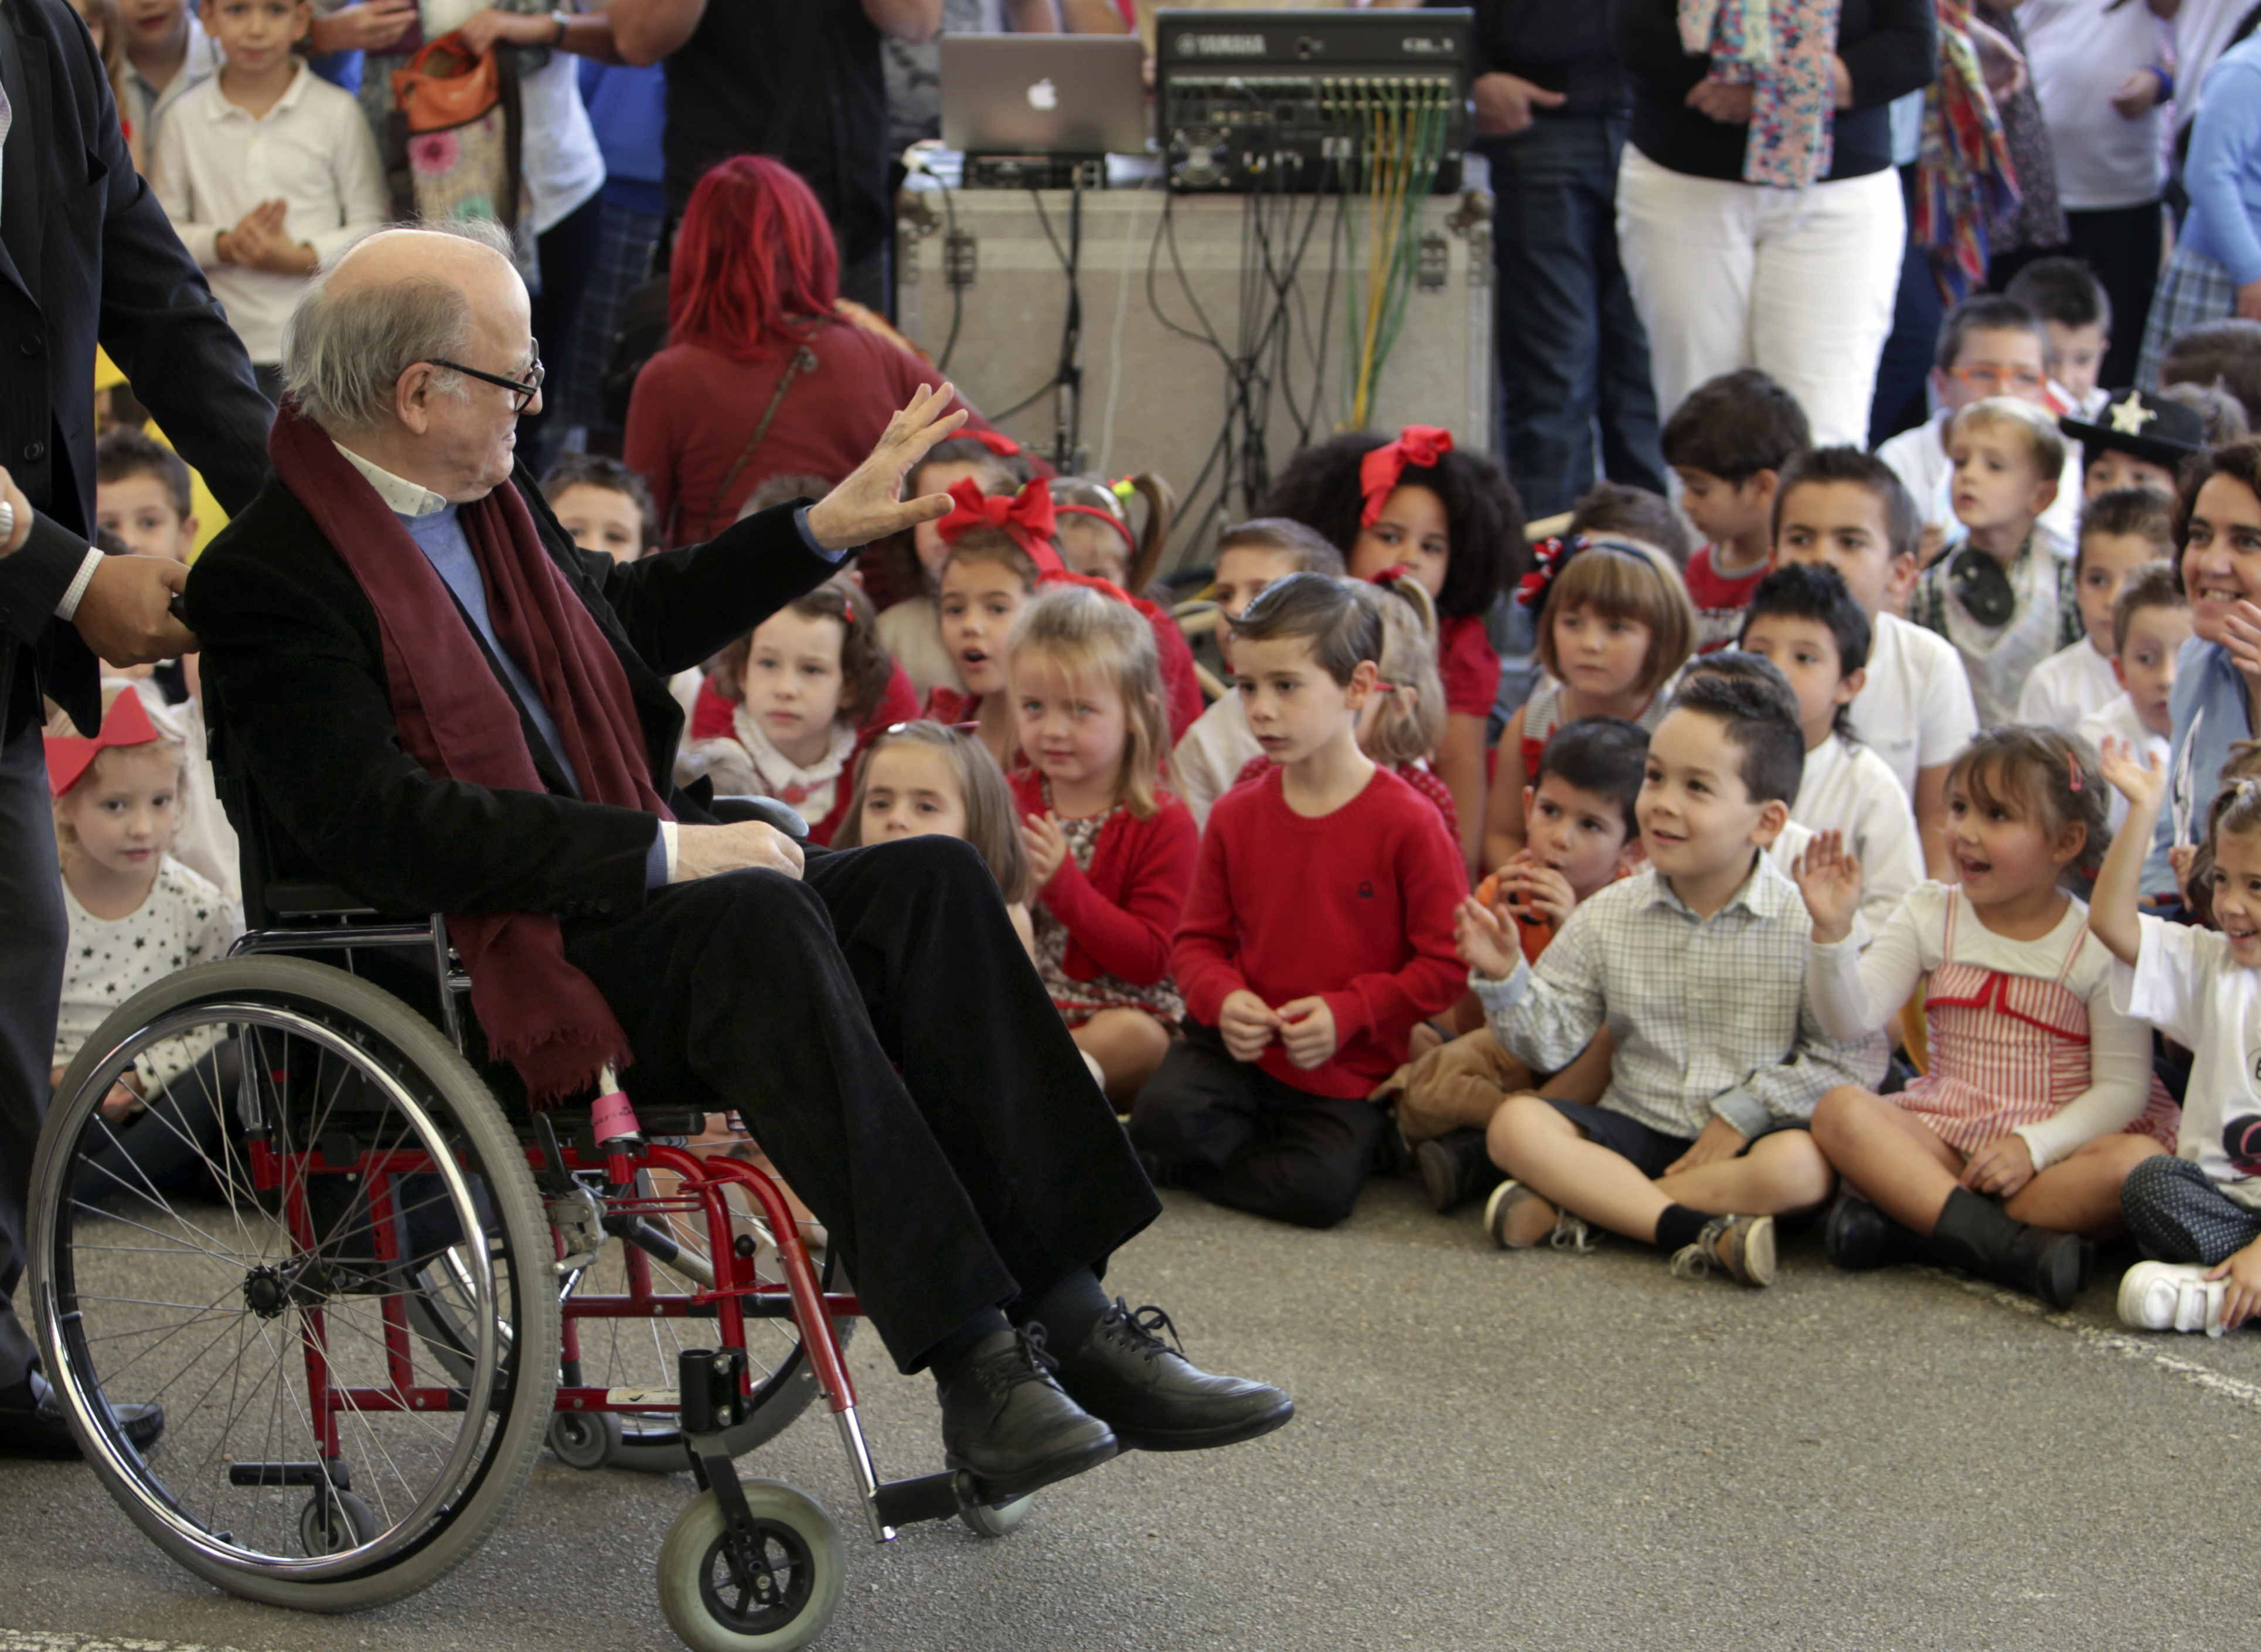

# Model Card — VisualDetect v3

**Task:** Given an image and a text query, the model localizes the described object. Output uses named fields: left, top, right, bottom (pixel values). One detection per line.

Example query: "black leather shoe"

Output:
left=1414, top=1128, right=1504, bottom=1213
left=1051, top=1300, right=1294, bottom=1453
left=937, top=1326, right=1116, bottom=1500
left=0, top=1371, right=165, bottom=1460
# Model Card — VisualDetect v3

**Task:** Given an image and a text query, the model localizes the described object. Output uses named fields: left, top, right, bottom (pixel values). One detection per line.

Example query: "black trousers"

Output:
left=71, top=1041, right=244, bottom=1207
left=564, top=834, right=1160, bottom=1372
left=0, top=722, right=64, bottom=1388
left=1128, top=1022, right=1387, bottom=1231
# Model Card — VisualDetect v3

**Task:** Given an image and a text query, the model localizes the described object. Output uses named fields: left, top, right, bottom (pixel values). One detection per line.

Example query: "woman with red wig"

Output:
left=625, top=154, right=1021, bottom=547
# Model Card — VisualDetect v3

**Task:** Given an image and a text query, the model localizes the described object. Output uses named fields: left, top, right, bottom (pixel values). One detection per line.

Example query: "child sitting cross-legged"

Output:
left=1387, top=716, right=1647, bottom=1214
left=2095, top=750, right=2261, bottom=1334
left=1797, top=728, right=2180, bottom=1309
left=1007, top=585, right=1200, bottom=1108
left=1465, top=660, right=1887, bottom=1286
left=1737, top=564, right=1922, bottom=936
left=1129, top=574, right=1468, bottom=1229
left=2017, top=486, right=2179, bottom=730
left=2076, top=561, right=2190, bottom=832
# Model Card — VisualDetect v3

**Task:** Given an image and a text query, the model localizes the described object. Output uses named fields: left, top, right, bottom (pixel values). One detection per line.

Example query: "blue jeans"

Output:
left=1480, top=115, right=1666, bottom=520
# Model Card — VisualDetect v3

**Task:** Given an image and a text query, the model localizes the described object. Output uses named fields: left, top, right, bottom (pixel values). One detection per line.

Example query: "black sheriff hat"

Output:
left=2061, top=388, right=2209, bottom=469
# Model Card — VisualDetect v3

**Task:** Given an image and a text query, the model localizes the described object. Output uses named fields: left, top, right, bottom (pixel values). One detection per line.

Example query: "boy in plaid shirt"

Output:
left=1460, top=660, right=1887, bottom=1286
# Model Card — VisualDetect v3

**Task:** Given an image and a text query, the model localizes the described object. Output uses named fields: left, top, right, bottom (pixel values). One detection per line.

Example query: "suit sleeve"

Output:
left=186, top=537, right=663, bottom=919
left=0, top=513, right=95, bottom=647
left=78, top=22, right=271, bottom=514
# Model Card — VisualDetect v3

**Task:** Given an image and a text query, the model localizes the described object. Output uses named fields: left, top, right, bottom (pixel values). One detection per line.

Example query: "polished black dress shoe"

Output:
left=0, top=1371, right=165, bottom=1460
left=1051, top=1300, right=1294, bottom=1453
left=938, top=1326, right=1117, bottom=1500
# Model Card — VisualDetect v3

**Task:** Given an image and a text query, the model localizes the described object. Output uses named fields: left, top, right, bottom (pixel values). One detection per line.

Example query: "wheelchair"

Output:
left=28, top=758, right=1035, bottom=1652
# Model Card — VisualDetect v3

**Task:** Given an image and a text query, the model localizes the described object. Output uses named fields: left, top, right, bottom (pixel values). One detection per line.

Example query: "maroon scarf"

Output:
left=268, top=401, right=673, bottom=1105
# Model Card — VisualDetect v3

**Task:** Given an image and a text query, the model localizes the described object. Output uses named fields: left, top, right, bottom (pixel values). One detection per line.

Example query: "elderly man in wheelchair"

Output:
left=42, top=224, right=1288, bottom=1571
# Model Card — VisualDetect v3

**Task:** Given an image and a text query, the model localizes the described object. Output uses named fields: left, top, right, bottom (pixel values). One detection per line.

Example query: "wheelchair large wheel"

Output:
left=557, top=1169, right=852, bottom=1474
left=29, top=956, right=560, bottom=1612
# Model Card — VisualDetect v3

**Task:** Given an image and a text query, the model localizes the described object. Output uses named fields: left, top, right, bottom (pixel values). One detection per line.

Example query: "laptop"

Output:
left=939, top=35, right=1150, bottom=158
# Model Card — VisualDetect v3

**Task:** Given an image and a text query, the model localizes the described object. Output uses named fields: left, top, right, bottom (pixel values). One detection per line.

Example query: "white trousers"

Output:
left=1615, top=145, right=1906, bottom=449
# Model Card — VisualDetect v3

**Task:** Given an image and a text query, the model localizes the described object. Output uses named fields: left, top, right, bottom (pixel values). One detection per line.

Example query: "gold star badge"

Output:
left=2109, top=395, right=2158, bottom=435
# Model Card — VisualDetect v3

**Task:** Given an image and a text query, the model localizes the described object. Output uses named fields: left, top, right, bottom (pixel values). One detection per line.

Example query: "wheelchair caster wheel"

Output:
left=958, top=1493, right=1034, bottom=1539
left=298, top=1490, right=376, bottom=1558
left=548, top=1409, right=624, bottom=1470
left=657, top=1482, right=843, bottom=1652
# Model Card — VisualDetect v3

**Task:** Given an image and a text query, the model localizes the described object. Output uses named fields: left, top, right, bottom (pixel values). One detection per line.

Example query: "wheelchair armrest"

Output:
left=708, top=795, right=811, bottom=842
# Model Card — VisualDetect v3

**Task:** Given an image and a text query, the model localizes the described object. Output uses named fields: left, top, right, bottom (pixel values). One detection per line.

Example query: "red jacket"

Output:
left=1173, top=764, right=1468, bottom=1098
left=1011, top=769, right=1198, bottom=987
left=1232, top=752, right=1460, bottom=845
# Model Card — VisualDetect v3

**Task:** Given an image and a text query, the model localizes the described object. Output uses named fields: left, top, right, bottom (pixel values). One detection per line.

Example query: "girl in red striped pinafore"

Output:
left=1798, top=728, right=2178, bottom=1308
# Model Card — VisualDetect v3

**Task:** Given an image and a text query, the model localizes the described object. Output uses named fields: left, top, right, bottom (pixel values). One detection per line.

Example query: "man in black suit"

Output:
left=0, top=0, right=273, bottom=1457
left=186, top=225, right=1290, bottom=1500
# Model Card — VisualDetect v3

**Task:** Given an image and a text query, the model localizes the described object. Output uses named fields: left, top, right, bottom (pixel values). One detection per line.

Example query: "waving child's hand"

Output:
left=1793, top=829, right=1862, bottom=945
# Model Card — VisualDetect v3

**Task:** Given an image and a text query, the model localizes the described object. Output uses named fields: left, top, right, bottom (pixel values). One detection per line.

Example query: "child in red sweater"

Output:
left=1129, top=574, right=1469, bottom=1228
left=1008, top=585, right=1200, bottom=1106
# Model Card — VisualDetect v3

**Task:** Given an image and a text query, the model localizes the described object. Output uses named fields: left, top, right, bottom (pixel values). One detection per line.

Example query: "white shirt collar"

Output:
left=333, top=440, right=451, bottom=517
left=206, top=59, right=311, bottom=122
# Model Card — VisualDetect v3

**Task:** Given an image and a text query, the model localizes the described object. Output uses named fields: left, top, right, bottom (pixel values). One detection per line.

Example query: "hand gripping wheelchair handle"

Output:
left=708, top=794, right=811, bottom=842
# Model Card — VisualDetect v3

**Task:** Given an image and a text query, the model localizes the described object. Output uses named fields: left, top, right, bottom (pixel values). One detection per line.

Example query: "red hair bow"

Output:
left=971, top=430, right=1023, bottom=457
left=938, top=478, right=1062, bottom=570
left=1515, top=535, right=1583, bottom=611
left=45, top=689, right=161, bottom=798
left=1358, top=424, right=1454, bottom=529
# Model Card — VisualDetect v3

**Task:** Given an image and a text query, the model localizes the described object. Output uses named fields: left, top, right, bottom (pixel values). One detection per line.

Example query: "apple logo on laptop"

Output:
left=1027, top=77, right=1059, bottom=112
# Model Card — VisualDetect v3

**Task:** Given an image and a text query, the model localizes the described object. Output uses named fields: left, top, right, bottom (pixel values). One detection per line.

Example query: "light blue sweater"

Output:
left=2182, top=38, right=2261, bottom=289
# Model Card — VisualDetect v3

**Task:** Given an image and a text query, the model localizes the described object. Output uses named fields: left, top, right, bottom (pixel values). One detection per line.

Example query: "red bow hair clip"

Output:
left=937, top=478, right=1063, bottom=571
left=1514, top=535, right=1586, bottom=612
left=1358, top=424, right=1453, bottom=529
left=971, top=430, right=1023, bottom=457
left=44, top=689, right=162, bottom=798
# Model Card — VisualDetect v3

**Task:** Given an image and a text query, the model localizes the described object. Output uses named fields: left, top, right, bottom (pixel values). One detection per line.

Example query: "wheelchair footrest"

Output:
left=871, top=1471, right=966, bottom=1530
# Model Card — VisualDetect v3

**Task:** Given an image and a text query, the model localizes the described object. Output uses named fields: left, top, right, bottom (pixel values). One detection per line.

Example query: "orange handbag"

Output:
left=384, top=30, right=523, bottom=231
left=390, top=32, right=500, bottom=132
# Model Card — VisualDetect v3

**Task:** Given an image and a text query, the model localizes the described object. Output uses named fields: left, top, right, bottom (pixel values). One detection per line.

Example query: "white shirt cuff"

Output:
left=55, top=546, right=104, bottom=622
left=660, top=819, right=678, bottom=881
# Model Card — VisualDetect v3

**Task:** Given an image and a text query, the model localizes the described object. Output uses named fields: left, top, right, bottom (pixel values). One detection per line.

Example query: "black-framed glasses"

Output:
left=427, top=347, right=544, bottom=413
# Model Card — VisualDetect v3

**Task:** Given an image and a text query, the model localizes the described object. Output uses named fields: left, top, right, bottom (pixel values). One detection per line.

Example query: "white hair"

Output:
left=280, top=218, right=517, bottom=432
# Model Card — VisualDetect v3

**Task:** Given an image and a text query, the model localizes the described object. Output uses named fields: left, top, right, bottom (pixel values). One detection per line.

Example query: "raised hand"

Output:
left=2096, top=735, right=2165, bottom=817
left=803, top=383, right=971, bottom=551
left=1792, top=828, right=1862, bottom=945
left=1453, top=893, right=1521, bottom=981
left=1020, top=811, right=1068, bottom=893
left=1273, top=997, right=1339, bottom=1071
left=1218, top=989, right=1280, bottom=1063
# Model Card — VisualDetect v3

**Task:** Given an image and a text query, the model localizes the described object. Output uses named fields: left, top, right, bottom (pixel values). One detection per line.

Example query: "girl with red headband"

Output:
left=682, top=580, right=898, bottom=847
left=924, top=481, right=1065, bottom=770
left=1048, top=472, right=1176, bottom=597
left=874, top=433, right=1031, bottom=701
left=1006, top=585, right=1200, bottom=1108
left=45, top=685, right=243, bottom=1196
left=1261, top=428, right=1529, bottom=870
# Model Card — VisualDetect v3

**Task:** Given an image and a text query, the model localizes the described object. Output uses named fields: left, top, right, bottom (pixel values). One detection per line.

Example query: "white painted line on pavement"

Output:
left=0, top=1633, right=263, bottom=1652
left=1938, top=1269, right=2261, bottom=1413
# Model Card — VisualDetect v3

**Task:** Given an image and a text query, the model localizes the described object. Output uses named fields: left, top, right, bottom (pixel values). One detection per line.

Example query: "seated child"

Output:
left=1483, top=535, right=1697, bottom=870
left=1660, top=369, right=1812, bottom=651
left=1231, top=572, right=1455, bottom=839
left=2158, top=380, right=2250, bottom=447
left=2076, top=561, right=2190, bottom=831
left=1390, top=716, right=1646, bottom=1212
left=46, top=688, right=243, bottom=1199
left=148, top=0, right=385, bottom=398
left=1566, top=481, right=1697, bottom=570
left=877, top=434, right=1026, bottom=698
left=2096, top=755, right=2261, bottom=1333
left=1048, top=472, right=1174, bottom=595
left=540, top=454, right=660, bottom=566
left=1738, top=564, right=1921, bottom=936
left=1875, top=294, right=2080, bottom=555
left=1262, top=427, right=1527, bottom=867
left=2018, top=487, right=2178, bottom=728
left=682, top=580, right=895, bottom=846
left=2156, top=318, right=2261, bottom=428
left=1174, top=518, right=1345, bottom=826
left=2060, top=386, right=2206, bottom=501
left=835, top=719, right=1037, bottom=956
left=1908, top=397, right=2085, bottom=727
left=1130, top=574, right=1467, bottom=1229
left=2004, top=255, right=2112, bottom=421
left=1466, top=660, right=1887, bottom=1285
left=1797, top=728, right=2178, bottom=1309
left=1006, top=585, right=1199, bottom=1105
left=1772, top=447, right=1980, bottom=879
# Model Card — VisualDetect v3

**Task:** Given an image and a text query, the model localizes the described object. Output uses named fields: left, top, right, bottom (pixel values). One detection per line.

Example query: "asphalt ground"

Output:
left=2, top=1177, right=2256, bottom=1652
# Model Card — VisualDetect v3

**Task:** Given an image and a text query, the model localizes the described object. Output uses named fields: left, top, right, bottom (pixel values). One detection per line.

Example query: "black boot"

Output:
left=1051, top=1300, right=1294, bottom=1453
left=1822, top=1190, right=1918, bottom=1272
left=936, top=1326, right=1119, bottom=1498
left=1412, top=1128, right=1504, bottom=1213
left=1922, top=1187, right=2087, bottom=1310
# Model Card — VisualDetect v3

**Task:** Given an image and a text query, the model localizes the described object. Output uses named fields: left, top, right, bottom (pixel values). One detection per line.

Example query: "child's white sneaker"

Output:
left=1483, top=1181, right=1593, bottom=1253
left=2117, top=1261, right=2228, bottom=1336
